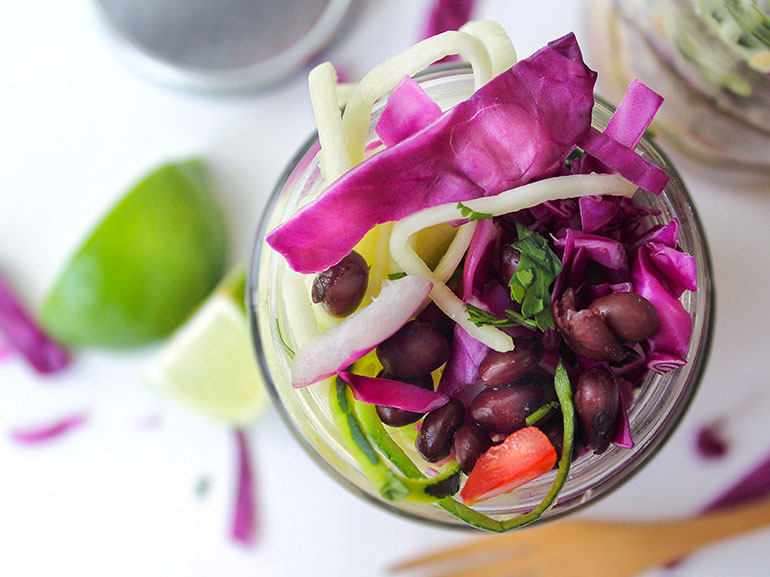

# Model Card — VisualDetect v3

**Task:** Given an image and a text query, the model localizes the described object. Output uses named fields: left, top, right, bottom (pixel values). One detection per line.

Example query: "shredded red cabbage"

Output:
left=462, top=220, right=498, bottom=299
left=553, top=229, right=629, bottom=272
left=0, top=273, right=70, bottom=375
left=231, top=429, right=257, bottom=546
left=437, top=324, right=487, bottom=397
left=579, top=195, right=619, bottom=233
left=267, top=33, right=597, bottom=273
left=632, top=243, right=693, bottom=361
left=646, top=242, right=698, bottom=297
left=338, top=372, right=449, bottom=412
left=9, top=413, right=87, bottom=445
left=577, top=127, right=670, bottom=196
left=376, top=76, right=442, bottom=147
left=612, top=379, right=635, bottom=449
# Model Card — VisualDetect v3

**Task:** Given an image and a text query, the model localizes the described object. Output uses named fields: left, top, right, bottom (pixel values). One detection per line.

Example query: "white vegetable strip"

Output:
left=282, top=270, right=320, bottom=350
left=335, top=81, right=357, bottom=108
left=308, top=62, right=351, bottom=182
left=459, top=21, right=518, bottom=77
left=342, top=30, right=493, bottom=166
left=434, top=222, right=476, bottom=282
left=389, top=173, right=638, bottom=351
left=291, top=276, right=432, bottom=387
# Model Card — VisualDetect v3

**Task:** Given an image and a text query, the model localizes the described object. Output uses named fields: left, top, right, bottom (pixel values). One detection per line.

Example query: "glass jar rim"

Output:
left=247, top=67, right=715, bottom=530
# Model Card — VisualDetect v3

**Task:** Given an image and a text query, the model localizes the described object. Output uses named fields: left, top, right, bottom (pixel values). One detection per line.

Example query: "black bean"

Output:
left=311, top=251, right=369, bottom=317
left=376, top=320, right=450, bottom=379
left=375, top=372, right=434, bottom=428
left=417, top=301, right=455, bottom=342
left=470, top=372, right=555, bottom=435
left=454, top=424, right=493, bottom=474
left=416, top=398, right=465, bottom=463
left=478, top=336, right=544, bottom=388
left=498, top=245, right=521, bottom=286
left=589, top=292, right=659, bottom=342
left=553, top=289, right=625, bottom=362
left=574, top=367, right=619, bottom=454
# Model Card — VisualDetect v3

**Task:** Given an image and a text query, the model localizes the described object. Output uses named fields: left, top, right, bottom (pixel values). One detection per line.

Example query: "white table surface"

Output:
left=2, top=1, right=770, bottom=576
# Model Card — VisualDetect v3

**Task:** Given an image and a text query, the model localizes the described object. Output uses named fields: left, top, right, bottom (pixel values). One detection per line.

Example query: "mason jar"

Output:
left=248, top=67, right=714, bottom=530
left=587, top=0, right=770, bottom=172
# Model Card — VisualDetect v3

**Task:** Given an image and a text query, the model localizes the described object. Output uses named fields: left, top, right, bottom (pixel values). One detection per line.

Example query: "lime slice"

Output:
left=40, top=159, right=227, bottom=348
left=143, top=270, right=268, bottom=425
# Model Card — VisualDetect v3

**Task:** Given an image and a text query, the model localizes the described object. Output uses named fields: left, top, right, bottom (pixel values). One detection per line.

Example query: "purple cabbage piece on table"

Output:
left=0, top=340, right=13, bottom=361
left=9, top=413, right=87, bottom=445
left=421, top=0, right=476, bottom=39
left=231, top=430, right=257, bottom=546
left=267, top=33, right=597, bottom=274
left=376, top=76, right=442, bottom=147
left=704, top=449, right=770, bottom=512
left=338, top=372, right=449, bottom=412
left=0, top=273, right=70, bottom=375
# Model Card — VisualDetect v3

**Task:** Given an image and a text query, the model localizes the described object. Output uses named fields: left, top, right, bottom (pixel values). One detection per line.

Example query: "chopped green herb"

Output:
left=466, top=304, right=538, bottom=331
left=508, top=222, right=562, bottom=331
left=457, top=202, right=493, bottom=221
left=525, top=401, right=560, bottom=426
left=276, top=319, right=295, bottom=359
left=387, top=272, right=407, bottom=280
left=565, top=147, right=584, bottom=170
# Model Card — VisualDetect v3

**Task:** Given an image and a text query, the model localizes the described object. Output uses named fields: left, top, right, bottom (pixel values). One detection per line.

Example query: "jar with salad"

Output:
left=249, top=22, right=713, bottom=530
left=588, top=0, right=770, bottom=171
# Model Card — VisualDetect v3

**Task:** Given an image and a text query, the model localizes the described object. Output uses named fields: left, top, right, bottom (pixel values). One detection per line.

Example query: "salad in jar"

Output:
left=258, top=22, right=704, bottom=531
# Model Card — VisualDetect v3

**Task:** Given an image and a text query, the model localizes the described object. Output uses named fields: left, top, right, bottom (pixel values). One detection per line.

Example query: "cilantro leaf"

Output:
left=508, top=222, right=562, bottom=331
left=466, top=304, right=538, bottom=331
left=457, top=202, right=493, bottom=221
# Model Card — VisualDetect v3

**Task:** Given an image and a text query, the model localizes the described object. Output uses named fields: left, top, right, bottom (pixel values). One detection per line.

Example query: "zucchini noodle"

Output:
left=460, top=21, right=518, bottom=76
left=308, top=62, right=351, bottom=182
left=342, top=30, right=493, bottom=166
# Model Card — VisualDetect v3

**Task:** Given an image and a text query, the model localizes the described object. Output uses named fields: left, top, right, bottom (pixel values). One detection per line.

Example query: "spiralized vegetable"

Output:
left=459, top=21, right=518, bottom=76
left=389, top=173, right=638, bottom=351
left=308, top=62, right=351, bottom=182
left=342, top=30, right=493, bottom=165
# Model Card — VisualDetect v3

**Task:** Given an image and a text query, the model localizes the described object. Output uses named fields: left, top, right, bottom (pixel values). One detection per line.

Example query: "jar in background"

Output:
left=247, top=68, right=713, bottom=530
left=587, top=0, right=770, bottom=172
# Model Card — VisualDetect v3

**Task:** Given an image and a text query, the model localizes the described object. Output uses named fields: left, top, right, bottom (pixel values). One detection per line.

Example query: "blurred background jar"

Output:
left=587, top=0, right=770, bottom=172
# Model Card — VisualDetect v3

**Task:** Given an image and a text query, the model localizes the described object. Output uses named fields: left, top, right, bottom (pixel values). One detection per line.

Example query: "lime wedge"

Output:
left=143, top=270, right=268, bottom=425
left=40, top=159, right=227, bottom=348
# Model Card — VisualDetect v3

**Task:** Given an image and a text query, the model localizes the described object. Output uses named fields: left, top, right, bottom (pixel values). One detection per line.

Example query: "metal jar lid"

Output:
left=94, top=0, right=353, bottom=92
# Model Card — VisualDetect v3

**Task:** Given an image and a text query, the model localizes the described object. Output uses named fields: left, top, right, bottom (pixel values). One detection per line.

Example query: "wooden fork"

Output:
left=390, top=497, right=770, bottom=577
